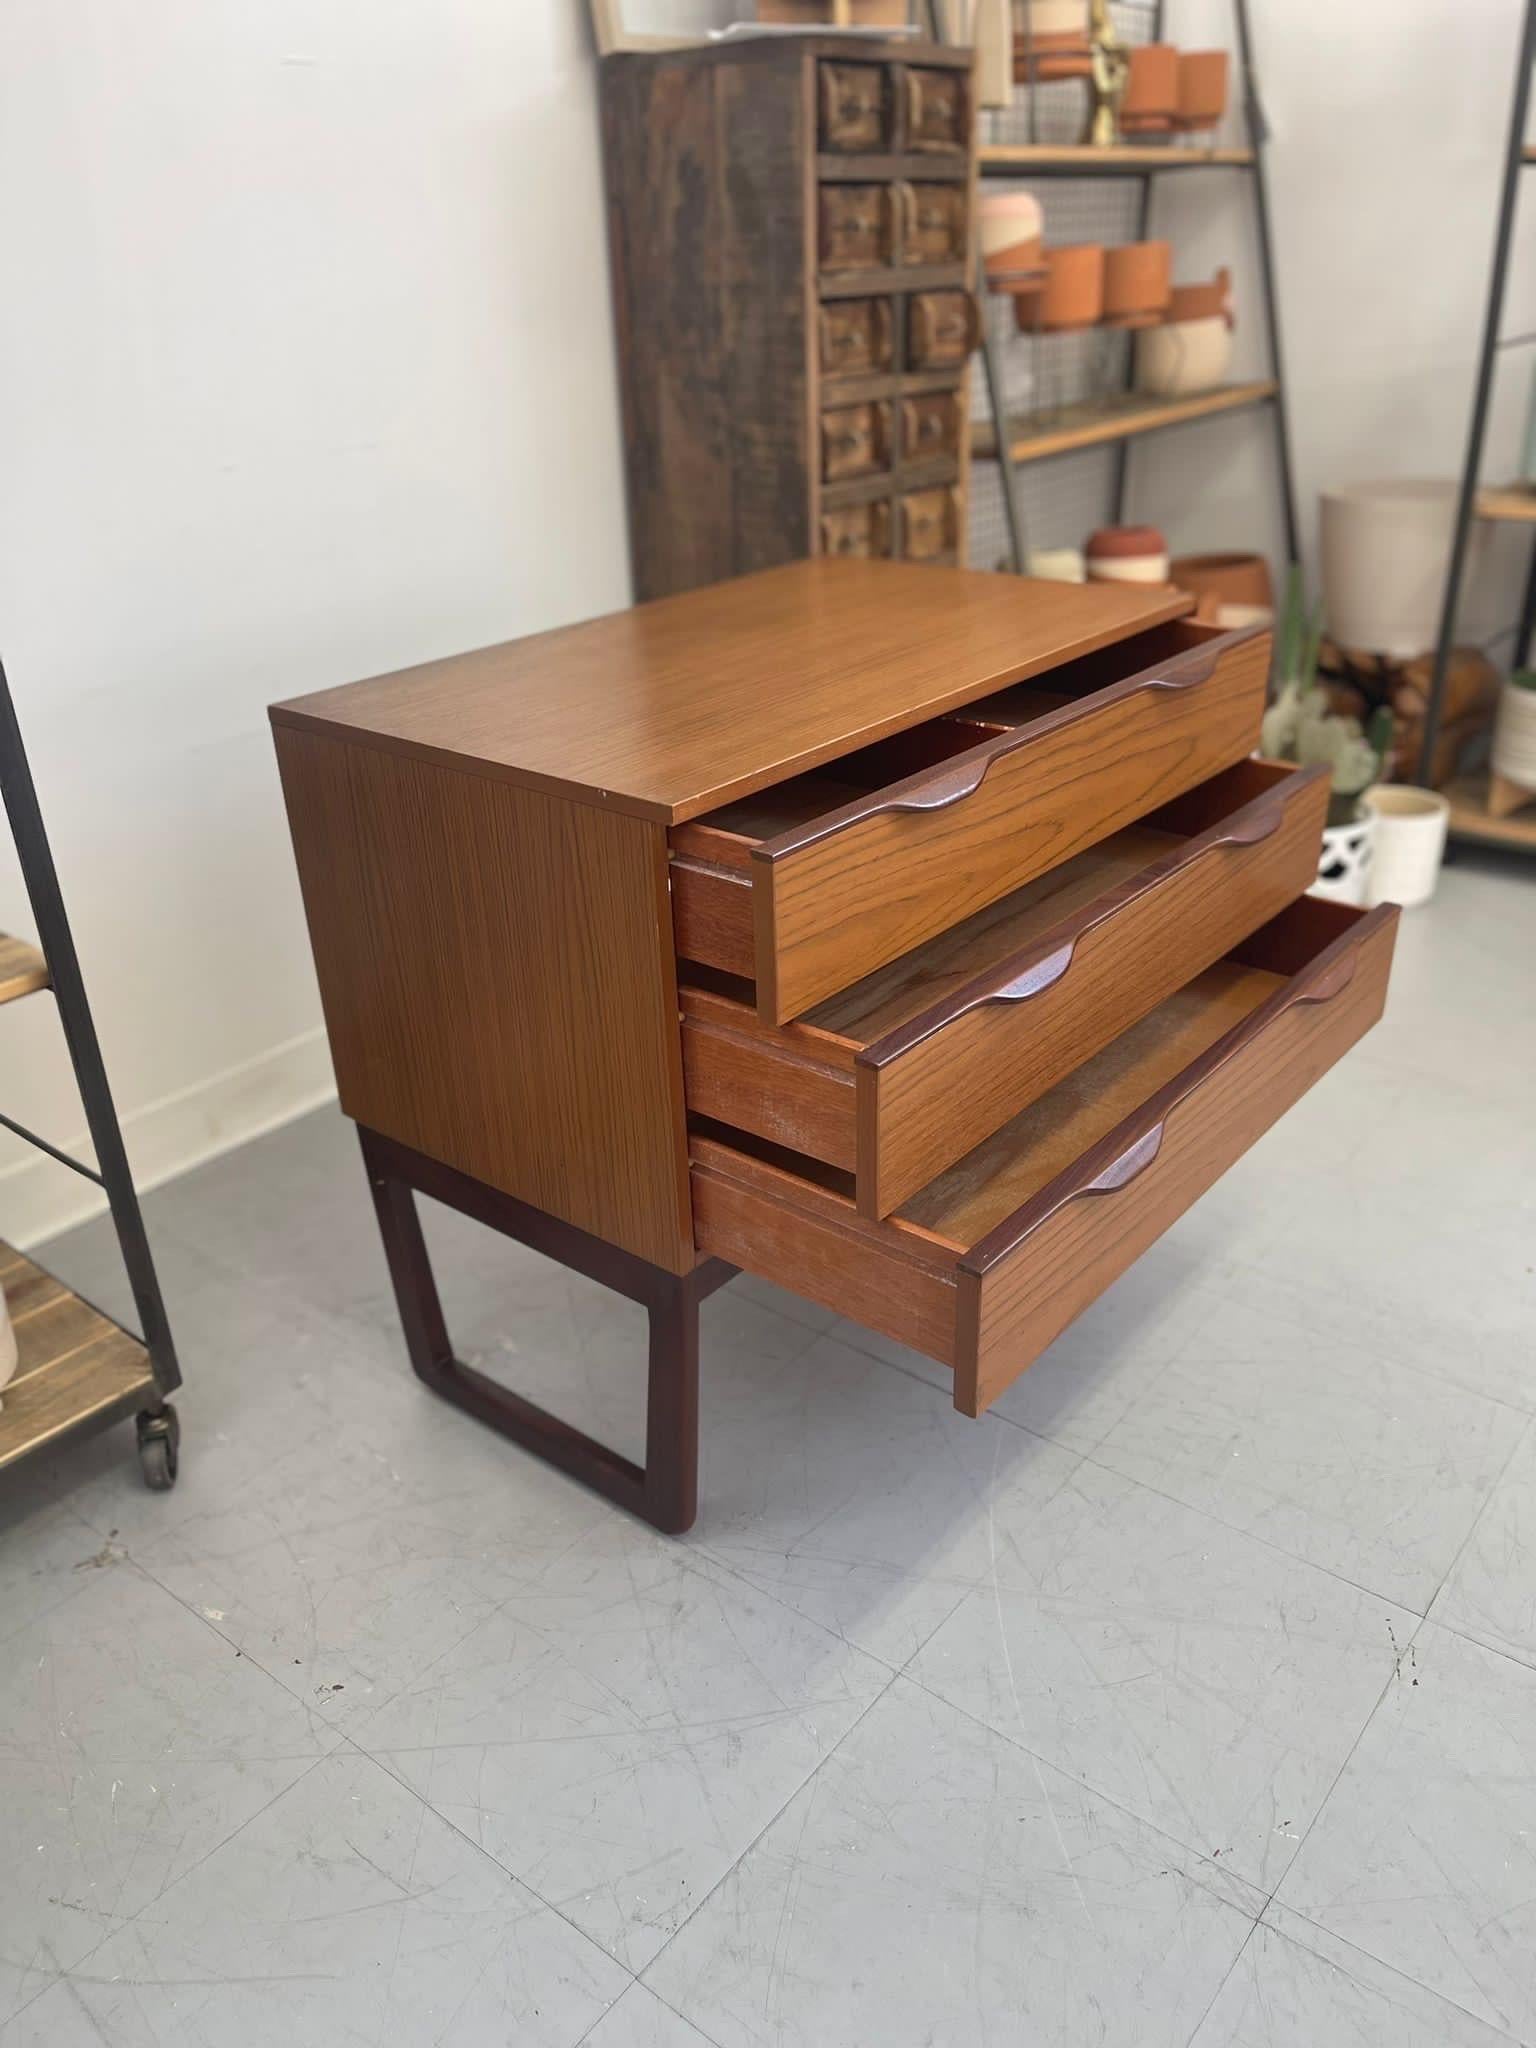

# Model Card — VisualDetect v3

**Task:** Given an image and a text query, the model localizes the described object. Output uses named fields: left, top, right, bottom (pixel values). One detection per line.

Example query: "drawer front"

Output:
left=820, top=61, right=891, bottom=152
left=822, top=400, right=892, bottom=483
left=956, top=907, right=1398, bottom=1414
left=820, top=296, right=895, bottom=379
left=908, top=289, right=978, bottom=368
left=897, top=181, right=968, bottom=266
left=691, top=903, right=1398, bottom=1418
left=898, top=484, right=959, bottom=560
left=819, top=184, right=892, bottom=273
left=821, top=500, right=892, bottom=559
left=754, top=624, right=1271, bottom=1021
left=856, top=761, right=1329, bottom=1215
left=901, top=390, right=963, bottom=466
left=905, top=66, right=968, bottom=152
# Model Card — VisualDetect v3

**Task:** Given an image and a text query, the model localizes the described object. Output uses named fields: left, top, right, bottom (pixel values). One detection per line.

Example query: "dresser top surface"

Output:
left=269, top=560, right=1189, bottom=824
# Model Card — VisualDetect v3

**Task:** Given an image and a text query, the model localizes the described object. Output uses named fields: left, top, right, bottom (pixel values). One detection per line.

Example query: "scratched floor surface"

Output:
left=3, top=852, right=1534, bottom=2046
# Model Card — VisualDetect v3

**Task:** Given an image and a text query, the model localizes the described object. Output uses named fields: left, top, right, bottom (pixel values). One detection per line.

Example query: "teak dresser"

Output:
left=271, top=561, right=1398, bottom=1532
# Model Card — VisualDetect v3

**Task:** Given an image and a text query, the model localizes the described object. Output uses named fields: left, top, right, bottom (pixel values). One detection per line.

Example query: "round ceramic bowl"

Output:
left=1135, top=314, right=1232, bottom=397
left=1027, top=547, right=1087, bottom=583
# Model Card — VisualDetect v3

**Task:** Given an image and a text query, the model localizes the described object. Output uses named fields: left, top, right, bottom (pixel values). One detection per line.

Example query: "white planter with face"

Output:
left=1309, top=810, right=1373, bottom=906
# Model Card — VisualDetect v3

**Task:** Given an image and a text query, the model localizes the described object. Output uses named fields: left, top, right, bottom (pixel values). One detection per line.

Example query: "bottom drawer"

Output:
left=692, top=897, right=1397, bottom=1418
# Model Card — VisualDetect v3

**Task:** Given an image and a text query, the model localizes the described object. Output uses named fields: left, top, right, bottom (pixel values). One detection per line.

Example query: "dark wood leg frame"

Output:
left=358, top=1126, right=735, bottom=1534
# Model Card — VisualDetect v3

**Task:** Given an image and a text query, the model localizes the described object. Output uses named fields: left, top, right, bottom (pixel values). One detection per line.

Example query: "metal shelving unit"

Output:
left=1417, top=0, right=1536, bottom=848
left=0, top=659, right=183, bottom=1488
left=970, top=0, right=1298, bottom=578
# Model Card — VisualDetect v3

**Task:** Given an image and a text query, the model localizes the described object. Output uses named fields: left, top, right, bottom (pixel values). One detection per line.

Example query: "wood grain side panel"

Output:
left=953, top=911, right=1398, bottom=1418
left=681, top=1011, right=856, bottom=1166
left=602, top=48, right=812, bottom=602
left=691, top=1163, right=957, bottom=1363
left=756, top=630, right=1270, bottom=1020
left=274, top=728, right=694, bottom=1273
left=858, top=764, right=1329, bottom=1215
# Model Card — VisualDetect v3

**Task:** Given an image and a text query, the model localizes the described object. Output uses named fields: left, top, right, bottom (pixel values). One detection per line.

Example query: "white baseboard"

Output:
left=2, top=1028, right=338, bottom=1251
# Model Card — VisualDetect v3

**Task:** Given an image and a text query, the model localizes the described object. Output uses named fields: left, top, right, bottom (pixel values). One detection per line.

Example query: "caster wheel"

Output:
left=137, top=1404, right=180, bottom=1491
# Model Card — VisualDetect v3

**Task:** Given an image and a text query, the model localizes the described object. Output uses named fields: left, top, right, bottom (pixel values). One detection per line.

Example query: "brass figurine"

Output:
left=1086, top=0, right=1129, bottom=146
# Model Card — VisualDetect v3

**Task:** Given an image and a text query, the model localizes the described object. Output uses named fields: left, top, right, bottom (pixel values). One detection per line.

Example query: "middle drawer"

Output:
left=669, top=617, right=1270, bottom=1023
left=680, top=758, right=1326, bottom=1217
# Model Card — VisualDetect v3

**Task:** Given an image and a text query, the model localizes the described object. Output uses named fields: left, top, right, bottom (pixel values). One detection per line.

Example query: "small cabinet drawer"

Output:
left=820, top=296, right=895, bottom=379
left=819, top=184, right=892, bottom=273
left=896, top=181, right=967, bottom=266
left=679, top=759, right=1328, bottom=1216
left=904, top=67, right=968, bottom=151
left=901, top=391, right=962, bottom=466
left=819, top=62, right=891, bottom=152
left=908, top=289, right=978, bottom=368
left=898, top=484, right=959, bottom=559
left=668, top=618, right=1272, bottom=1023
left=821, top=501, right=892, bottom=560
left=821, top=401, right=892, bottom=483
left=692, top=898, right=1398, bottom=1417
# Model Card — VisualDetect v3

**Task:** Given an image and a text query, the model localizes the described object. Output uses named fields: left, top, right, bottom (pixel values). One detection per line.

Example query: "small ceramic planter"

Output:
left=1361, top=785, right=1450, bottom=908
left=1016, top=243, right=1104, bottom=333
left=1310, top=808, right=1374, bottom=907
left=1175, top=50, right=1229, bottom=133
left=1169, top=551, right=1272, bottom=629
left=1320, top=480, right=1471, bottom=660
left=1023, top=0, right=1089, bottom=35
left=1085, top=525, right=1170, bottom=585
left=1027, top=547, right=1087, bottom=583
left=1103, top=240, right=1172, bottom=328
left=1167, top=267, right=1233, bottom=325
left=1120, top=43, right=1178, bottom=134
left=1491, top=676, right=1536, bottom=815
left=1135, top=313, right=1232, bottom=396
left=979, top=192, right=1046, bottom=287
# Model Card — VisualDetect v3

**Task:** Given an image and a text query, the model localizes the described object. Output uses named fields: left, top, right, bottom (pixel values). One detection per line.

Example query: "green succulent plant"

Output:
left=1260, top=566, right=1394, bottom=823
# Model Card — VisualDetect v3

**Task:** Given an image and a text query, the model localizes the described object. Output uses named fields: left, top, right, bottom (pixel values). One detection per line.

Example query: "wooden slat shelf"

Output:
left=1443, top=775, right=1536, bottom=852
left=1476, top=484, right=1536, bottom=523
left=973, top=380, right=1279, bottom=466
left=0, top=1242, right=155, bottom=1470
left=0, top=932, right=48, bottom=1006
left=979, top=143, right=1255, bottom=177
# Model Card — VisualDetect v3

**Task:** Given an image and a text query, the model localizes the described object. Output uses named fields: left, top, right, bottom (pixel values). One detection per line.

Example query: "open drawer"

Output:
left=680, top=758, right=1329, bottom=1217
left=691, top=897, right=1398, bottom=1417
left=669, top=618, right=1270, bottom=1023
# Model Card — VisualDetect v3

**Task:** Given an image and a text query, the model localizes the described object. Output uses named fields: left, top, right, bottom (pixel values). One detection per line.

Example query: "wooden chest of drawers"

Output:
left=601, top=38, right=979, bottom=601
left=271, top=562, right=1397, bottom=1530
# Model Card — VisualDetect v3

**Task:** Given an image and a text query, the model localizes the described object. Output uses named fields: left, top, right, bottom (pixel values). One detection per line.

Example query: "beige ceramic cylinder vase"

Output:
left=1491, top=678, right=1536, bottom=815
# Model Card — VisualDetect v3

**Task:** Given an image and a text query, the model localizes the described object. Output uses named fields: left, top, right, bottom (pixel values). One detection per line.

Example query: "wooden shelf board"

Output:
left=0, top=933, right=48, bottom=1007
left=0, top=1242, right=154, bottom=1471
left=1525, top=144, right=1536, bottom=164
left=974, top=380, right=1279, bottom=466
left=1443, top=775, right=1536, bottom=852
left=1476, top=484, right=1536, bottom=523
left=980, top=143, right=1254, bottom=177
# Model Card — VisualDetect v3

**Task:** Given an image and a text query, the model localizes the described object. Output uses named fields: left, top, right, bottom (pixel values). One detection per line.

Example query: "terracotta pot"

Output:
left=1103, top=240, right=1172, bottom=326
left=1134, top=313, right=1232, bottom=396
left=1120, top=43, right=1178, bottom=133
left=979, top=192, right=1046, bottom=285
left=1169, top=551, right=1273, bottom=628
left=1022, top=0, right=1090, bottom=36
left=1167, top=267, right=1233, bottom=326
left=1038, top=243, right=1104, bottom=332
left=1085, top=525, right=1170, bottom=585
left=1014, top=33, right=1092, bottom=84
left=1176, top=50, right=1230, bottom=132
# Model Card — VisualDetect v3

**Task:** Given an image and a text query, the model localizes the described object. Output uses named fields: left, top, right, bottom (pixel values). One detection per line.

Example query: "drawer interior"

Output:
left=956, top=617, right=1227, bottom=729
left=692, top=894, right=1361, bottom=1258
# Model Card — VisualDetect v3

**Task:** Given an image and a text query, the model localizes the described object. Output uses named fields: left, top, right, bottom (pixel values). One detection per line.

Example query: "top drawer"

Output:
left=668, top=618, right=1271, bottom=1023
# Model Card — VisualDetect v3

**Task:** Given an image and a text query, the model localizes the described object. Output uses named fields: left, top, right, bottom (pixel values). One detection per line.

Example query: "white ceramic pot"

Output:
left=1086, top=553, right=1171, bottom=585
left=1491, top=678, right=1536, bottom=790
left=1027, top=547, right=1086, bottom=583
left=1024, top=0, right=1090, bottom=35
left=0, top=1281, right=16, bottom=1412
left=1319, top=480, right=1475, bottom=660
left=1309, top=809, right=1373, bottom=906
left=1134, top=315, right=1232, bottom=399
left=1362, top=785, right=1450, bottom=908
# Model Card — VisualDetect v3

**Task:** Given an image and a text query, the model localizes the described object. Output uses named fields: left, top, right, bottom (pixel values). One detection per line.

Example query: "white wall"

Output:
left=0, top=0, right=1526, bottom=1246
left=0, top=0, right=631, bottom=1242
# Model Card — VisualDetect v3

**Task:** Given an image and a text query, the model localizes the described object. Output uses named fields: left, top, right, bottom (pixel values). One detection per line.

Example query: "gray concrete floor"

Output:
left=2, top=853, right=1534, bottom=2046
